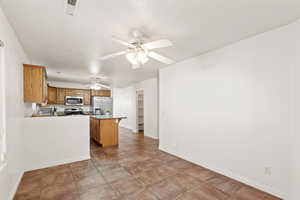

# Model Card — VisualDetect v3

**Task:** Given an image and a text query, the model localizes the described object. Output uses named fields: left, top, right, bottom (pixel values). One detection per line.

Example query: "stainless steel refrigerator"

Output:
left=91, top=96, right=113, bottom=115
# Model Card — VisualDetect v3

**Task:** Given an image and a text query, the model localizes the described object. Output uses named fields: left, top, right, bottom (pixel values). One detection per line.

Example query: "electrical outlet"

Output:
left=264, top=167, right=272, bottom=176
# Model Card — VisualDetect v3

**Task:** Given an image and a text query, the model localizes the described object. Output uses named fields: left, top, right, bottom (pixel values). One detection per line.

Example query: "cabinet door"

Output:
left=65, top=88, right=73, bottom=96
left=65, top=88, right=74, bottom=96
left=47, top=86, right=57, bottom=104
left=56, top=88, right=66, bottom=104
left=42, top=69, right=48, bottom=104
left=82, top=90, right=91, bottom=105
left=100, top=119, right=118, bottom=147
left=91, top=90, right=111, bottom=97
left=90, top=90, right=98, bottom=96
left=73, top=89, right=83, bottom=96
left=100, top=90, right=111, bottom=97
left=91, top=118, right=100, bottom=143
left=24, top=64, right=45, bottom=103
left=65, top=88, right=82, bottom=96
left=95, top=119, right=100, bottom=142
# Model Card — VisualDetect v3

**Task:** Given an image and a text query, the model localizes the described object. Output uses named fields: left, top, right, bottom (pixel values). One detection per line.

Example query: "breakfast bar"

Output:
left=90, top=115, right=126, bottom=147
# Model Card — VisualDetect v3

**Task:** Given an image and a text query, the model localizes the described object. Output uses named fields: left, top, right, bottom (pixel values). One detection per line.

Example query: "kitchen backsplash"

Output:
left=24, top=98, right=113, bottom=117
left=24, top=103, right=92, bottom=117
left=40, top=104, right=91, bottom=112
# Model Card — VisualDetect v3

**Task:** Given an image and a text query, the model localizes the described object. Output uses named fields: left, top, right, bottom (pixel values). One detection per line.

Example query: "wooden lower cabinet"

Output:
left=100, top=119, right=119, bottom=147
left=90, top=118, right=119, bottom=147
left=90, top=118, right=99, bottom=142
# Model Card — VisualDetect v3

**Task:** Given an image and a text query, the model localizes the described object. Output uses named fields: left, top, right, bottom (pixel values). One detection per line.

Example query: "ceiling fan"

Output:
left=85, top=77, right=111, bottom=90
left=99, top=30, right=174, bottom=69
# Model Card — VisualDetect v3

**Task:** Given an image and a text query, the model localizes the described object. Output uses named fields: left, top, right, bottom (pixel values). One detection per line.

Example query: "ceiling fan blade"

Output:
left=99, top=51, right=126, bottom=60
left=86, top=82, right=111, bottom=89
left=100, top=84, right=111, bottom=89
left=112, top=36, right=135, bottom=48
left=142, top=39, right=173, bottom=50
left=94, top=83, right=111, bottom=89
left=148, top=51, right=174, bottom=65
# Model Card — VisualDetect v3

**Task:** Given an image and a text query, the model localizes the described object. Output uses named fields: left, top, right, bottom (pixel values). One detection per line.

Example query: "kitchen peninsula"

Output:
left=90, top=115, right=126, bottom=147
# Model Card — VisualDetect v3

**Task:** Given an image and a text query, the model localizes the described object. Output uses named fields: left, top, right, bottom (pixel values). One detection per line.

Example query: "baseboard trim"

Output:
left=119, top=126, right=159, bottom=139
left=144, top=135, right=159, bottom=140
left=120, top=125, right=133, bottom=130
left=25, top=154, right=90, bottom=172
left=159, top=145, right=286, bottom=199
left=9, top=170, right=24, bottom=200
left=119, top=125, right=137, bottom=133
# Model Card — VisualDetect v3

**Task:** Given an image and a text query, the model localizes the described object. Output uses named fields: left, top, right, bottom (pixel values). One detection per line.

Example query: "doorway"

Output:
left=136, top=90, right=144, bottom=134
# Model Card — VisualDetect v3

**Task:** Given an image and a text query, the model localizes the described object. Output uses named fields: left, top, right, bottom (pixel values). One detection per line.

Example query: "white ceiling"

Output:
left=1, top=0, right=300, bottom=87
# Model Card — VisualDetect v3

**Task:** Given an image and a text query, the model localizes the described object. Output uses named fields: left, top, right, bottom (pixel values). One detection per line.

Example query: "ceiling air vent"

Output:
left=68, top=0, right=77, bottom=6
left=65, top=0, right=79, bottom=16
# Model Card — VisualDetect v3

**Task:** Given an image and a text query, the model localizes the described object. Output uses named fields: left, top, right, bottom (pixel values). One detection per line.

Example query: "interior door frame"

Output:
left=0, top=39, right=7, bottom=171
left=136, top=89, right=144, bottom=133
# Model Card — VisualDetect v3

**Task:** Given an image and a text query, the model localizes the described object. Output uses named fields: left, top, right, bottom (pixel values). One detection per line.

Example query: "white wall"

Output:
left=113, top=78, right=159, bottom=139
left=136, top=78, right=159, bottom=139
left=0, top=6, right=29, bottom=200
left=23, top=116, right=90, bottom=171
left=159, top=20, right=300, bottom=199
left=113, top=86, right=137, bottom=131
left=292, top=57, right=300, bottom=200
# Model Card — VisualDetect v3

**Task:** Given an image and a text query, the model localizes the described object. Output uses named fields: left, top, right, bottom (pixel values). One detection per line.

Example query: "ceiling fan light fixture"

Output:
left=125, top=48, right=149, bottom=66
left=90, top=83, right=102, bottom=90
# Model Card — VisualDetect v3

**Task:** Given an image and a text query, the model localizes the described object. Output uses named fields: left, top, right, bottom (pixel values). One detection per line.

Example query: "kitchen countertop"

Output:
left=90, top=115, right=127, bottom=120
left=31, top=113, right=126, bottom=119
left=31, top=112, right=90, bottom=117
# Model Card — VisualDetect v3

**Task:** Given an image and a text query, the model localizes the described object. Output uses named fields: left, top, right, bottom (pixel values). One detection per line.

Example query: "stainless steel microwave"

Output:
left=65, top=96, right=84, bottom=106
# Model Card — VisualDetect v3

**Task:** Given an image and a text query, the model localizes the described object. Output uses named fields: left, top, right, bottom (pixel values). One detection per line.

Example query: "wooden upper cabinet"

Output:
left=53, top=88, right=91, bottom=105
left=65, top=88, right=80, bottom=96
left=65, top=88, right=91, bottom=104
left=75, top=89, right=91, bottom=105
left=64, top=88, right=73, bottom=97
left=56, top=88, right=65, bottom=104
left=47, top=86, right=57, bottom=104
left=91, top=90, right=111, bottom=97
left=82, top=90, right=91, bottom=105
left=23, top=64, right=48, bottom=104
left=42, top=69, right=47, bottom=103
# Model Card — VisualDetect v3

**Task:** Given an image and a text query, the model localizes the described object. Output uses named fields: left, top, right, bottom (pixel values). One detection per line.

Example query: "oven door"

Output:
left=65, top=96, right=84, bottom=105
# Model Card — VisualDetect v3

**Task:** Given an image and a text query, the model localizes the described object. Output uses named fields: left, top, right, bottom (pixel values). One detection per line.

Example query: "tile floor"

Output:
left=14, top=127, right=281, bottom=200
